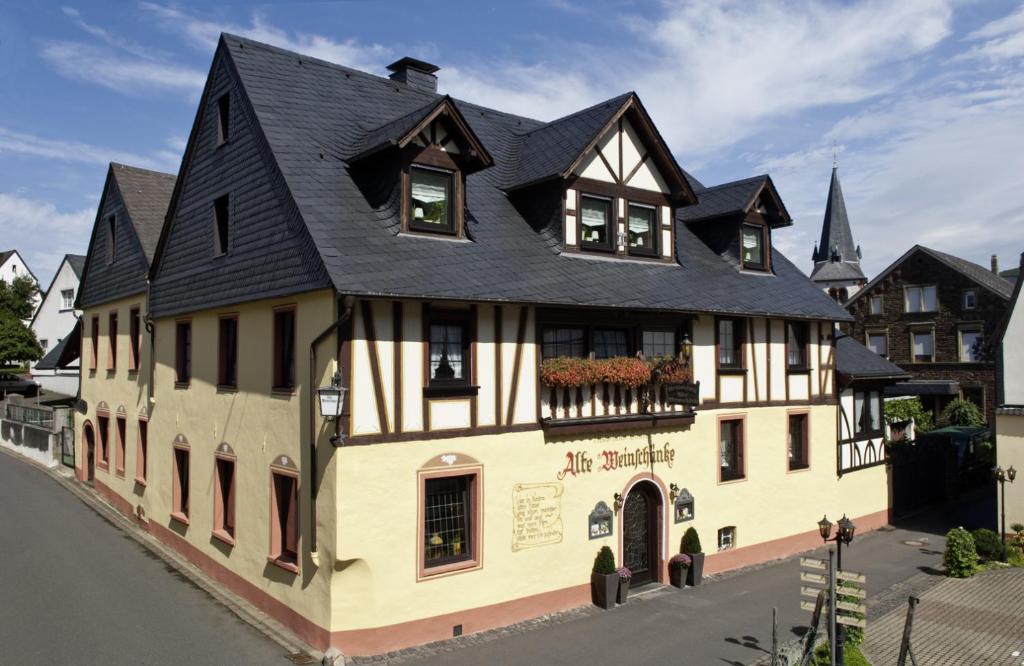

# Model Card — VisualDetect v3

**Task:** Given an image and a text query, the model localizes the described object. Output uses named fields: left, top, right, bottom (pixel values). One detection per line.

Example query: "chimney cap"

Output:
left=387, top=57, right=440, bottom=75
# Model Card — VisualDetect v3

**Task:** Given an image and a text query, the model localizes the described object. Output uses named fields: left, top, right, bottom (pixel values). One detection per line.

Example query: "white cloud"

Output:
left=0, top=194, right=94, bottom=284
left=959, top=4, right=1024, bottom=62
left=140, top=3, right=392, bottom=73
left=0, top=127, right=178, bottom=172
left=40, top=40, right=204, bottom=96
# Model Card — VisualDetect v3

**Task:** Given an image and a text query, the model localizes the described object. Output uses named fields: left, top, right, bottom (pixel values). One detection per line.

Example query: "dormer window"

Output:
left=409, top=166, right=454, bottom=234
left=580, top=195, right=613, bottom=250
left=627, top=203, right=657, bottom=256
left=740, top=223, right=766, bottom=271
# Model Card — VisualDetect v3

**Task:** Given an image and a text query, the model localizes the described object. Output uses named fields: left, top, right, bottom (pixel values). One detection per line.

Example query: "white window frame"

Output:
left=904, top=285, right=937, bottom=313
left=911, top=327, right=935, bottom=363
left=866, top=330, right=888, bottom=357
left=717, top=526, right=736, bottom=551
left=869, top=296, right=883, bottom=315
left=962, top=290, right=977, bottom=310
left=958, top=326, right=983, bottom=363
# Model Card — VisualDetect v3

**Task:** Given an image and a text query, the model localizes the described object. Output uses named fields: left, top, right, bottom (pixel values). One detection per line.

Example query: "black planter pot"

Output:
left=687, top=552, right=705, bottom=586
left=617, top=577, right=631, bottom=603
left=592, top=572, right=619, bottom=609
left=669, top=566, right=687, bottom=588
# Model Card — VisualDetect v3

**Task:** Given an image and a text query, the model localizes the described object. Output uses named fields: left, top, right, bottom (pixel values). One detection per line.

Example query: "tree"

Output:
left=941, top=397, right=984, bottom=427
left=0, top=276, right=42, bottom=366
left=0, top=312, right=42, bottom=366
left=0, top=275, right=39, bottom=321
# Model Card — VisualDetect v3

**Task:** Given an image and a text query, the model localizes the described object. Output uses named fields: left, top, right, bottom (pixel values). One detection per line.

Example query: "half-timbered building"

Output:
left=73, top=34, right=892, bottom=657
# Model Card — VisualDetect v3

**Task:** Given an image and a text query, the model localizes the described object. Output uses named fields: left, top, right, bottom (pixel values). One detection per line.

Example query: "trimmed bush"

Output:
left=943, top=527, right=978, bottom=577
left=972, top=528, right=1002, bottom=562
left=593, top=545, right=616, bottom=575
left=681, top=527, right=702, bottom=554
left=940, top=397, right=984, bottom=427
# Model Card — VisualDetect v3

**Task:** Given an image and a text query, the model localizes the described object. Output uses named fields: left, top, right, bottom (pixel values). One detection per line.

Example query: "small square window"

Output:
left=40, top=339, right=48, bottom=352
left=61, top=289, right=75, bottom=309
left=963, top=290, right=977, bottom=310
left=409, top=166, right=454, bottom=233
left=718, top=526, right=736, bottom=551
left=579, top=195, right=613, bottom=250
left=740, top=224, right=766, bottom=270
left=217, top=94, right=230, bottom=145
left=213, top=195, right=230, bottom=256
left=627, top=203, right=657, bottom=256
left=869, top=296, right=883, bottom=315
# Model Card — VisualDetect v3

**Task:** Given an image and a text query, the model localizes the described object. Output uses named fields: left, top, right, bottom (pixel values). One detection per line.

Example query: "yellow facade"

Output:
left=996, top=412, right=1024, bottom=531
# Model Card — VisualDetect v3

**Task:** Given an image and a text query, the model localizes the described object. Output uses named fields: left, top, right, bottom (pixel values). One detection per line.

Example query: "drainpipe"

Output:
left=308, top=294, right=355, bottom=561
left=144, top=279, right=155, bottom=407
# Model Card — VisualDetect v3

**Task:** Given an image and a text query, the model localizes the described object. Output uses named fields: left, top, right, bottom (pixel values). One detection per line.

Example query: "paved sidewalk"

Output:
left=863, top=567, right=1024, bottom=665
left=368, top=526, right=950, bottom=666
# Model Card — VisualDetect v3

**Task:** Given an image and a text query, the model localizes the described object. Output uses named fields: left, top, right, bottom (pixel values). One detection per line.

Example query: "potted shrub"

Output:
left=668, top=553, right=691, bottom=588
left=616, top=566, right=632, bottom=603
left=681, top=527, right=705, bottom=586
left=591, top=546, right=619, bottom=609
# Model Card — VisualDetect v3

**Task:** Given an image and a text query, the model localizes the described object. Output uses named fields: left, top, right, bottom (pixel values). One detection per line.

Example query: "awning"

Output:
left=884, top=379, right=959, bottom=397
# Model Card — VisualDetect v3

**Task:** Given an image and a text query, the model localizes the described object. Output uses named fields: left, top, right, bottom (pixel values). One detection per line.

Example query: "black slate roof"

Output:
left=152, top=34, right=852, bottom=322
left=677, top=175, right=783, bottom=222
left=835, top=334, right=909, bottom=381
left=810, top=167, right=865, bottom=282
left=112, top=164, right=177, bottom=263
left=67, top=254, right=86, bottom=279
left=34, top=328, right=78, bottom=370
left=0, top=250, right=13, bottom=267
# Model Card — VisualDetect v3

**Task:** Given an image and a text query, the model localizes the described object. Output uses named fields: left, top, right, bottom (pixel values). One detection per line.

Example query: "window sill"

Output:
left=718, top=474, right=747, bottom=485
left=170, top=511, right=190, bottom=526
left=267, top=555, right=299, bottom=574
left=786, top=367, right=811, bottom=375
left=788, top=464, right=810, bottom=473
left=115, top=467, right=125, bottom=478
left=271, top=387, right=297, bottom=397
left=420, top=557, right=480, bottom=580
left=423, top=385, right=479, bottom=398
left=579, top=243, right=616, bottom=254
left=174, top=382, right=190, bottom=390
left=408, top=224, right=458, bottom=237
left=96, top=461, right=109, bottom=472
left=134, top=476, right=147, bottom=487
left=212, top=530, right=236, bottom=547
left=717, top=368, right=747, bottom=375
left=216, top=385, right=238, bottom=393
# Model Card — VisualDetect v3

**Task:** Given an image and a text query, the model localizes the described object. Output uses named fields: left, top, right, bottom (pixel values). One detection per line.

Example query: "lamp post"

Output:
left=994, top=465, right=1017, bottom=562
left=818, top=514, right=856, bottom=666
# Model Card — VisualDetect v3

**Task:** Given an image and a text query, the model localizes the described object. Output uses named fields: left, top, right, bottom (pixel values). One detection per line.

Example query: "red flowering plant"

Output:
left=648, top=356, right=693, bottom=384
left=540, top=356, right=653, bottom=389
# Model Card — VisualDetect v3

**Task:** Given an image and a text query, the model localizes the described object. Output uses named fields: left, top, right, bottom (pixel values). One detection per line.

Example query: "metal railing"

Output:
left=4, top=403, right=54, bottom=429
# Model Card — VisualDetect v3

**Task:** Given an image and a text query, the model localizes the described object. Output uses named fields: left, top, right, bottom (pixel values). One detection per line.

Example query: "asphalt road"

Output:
left=0, top=452, right=288, bottom=665
left=398, top=511, right=974, bottom=666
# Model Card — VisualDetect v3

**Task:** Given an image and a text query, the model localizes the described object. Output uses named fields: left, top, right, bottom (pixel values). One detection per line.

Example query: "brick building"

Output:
left=845, top=245, right=1014, bottom=424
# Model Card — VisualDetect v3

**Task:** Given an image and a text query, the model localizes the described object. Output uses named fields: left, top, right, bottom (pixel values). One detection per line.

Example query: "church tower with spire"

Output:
left=810, top=166, right=866, bottom=302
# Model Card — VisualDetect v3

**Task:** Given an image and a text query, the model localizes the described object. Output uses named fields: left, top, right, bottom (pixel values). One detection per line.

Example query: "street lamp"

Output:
left=819, top=514, right=856, bottom=666
left=994, top=465, right=1017, bottom=562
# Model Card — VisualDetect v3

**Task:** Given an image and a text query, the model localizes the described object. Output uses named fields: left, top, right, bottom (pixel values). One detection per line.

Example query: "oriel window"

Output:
left=409, top=166, right=454, bottom=233
left=580, top=195, right=612, bottom=250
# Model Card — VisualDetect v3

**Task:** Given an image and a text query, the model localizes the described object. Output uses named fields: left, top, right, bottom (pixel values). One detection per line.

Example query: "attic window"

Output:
left=627, top=204, right=657, bottom=256
left=409, top=166, right=454, bottom=234
left=213, top=194, right=230, bottom=256
left=580, top=195, right=613, bottom=250
left=217, top=94, right=230, bottom=145
left=740, top=223, right=766, bottom=271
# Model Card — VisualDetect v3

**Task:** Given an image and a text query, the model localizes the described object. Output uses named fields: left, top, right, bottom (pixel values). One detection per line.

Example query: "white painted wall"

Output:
left=30, top=257, right=82, bottom=375
left=0, top=250, right=41, bottom=320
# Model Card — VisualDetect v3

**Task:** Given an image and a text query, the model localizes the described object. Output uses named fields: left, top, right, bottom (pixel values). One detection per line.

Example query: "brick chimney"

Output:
left=387, top=57, right=440, bottom=94
left=991, top=254, right=1000, bottom=274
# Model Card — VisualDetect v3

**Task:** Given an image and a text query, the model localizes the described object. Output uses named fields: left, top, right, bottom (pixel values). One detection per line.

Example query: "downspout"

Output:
left=308, top=294, right=355, bottom=561
left=144, top=279, right=155, bottom=407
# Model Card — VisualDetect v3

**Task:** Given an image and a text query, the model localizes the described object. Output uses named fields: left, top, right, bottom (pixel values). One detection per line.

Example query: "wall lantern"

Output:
left=613, top=492, right=624, bottom=513
left=672, top=485, right=695, bottom=523
left=317, top=371, right=347, bottom=421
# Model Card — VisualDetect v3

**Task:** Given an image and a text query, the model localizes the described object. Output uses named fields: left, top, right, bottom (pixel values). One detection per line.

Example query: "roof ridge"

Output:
left=513, top=92, right=634, bottom=138
left=110, top=162, right=177, bottom=179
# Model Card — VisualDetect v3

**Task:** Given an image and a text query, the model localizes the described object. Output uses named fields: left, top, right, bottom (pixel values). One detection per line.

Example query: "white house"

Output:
left=29, top=254, right=85, bottom=395
left=0, top=249, right=42, bottom=321
left=996, top=253, right=1024, bottom=533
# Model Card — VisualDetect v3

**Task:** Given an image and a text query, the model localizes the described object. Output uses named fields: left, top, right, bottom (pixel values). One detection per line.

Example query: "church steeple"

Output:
left=810, top=166, right=865, bottom=285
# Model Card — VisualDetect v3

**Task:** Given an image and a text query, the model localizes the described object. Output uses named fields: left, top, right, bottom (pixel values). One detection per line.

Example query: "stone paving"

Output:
left=862, top=567, right=1024, bottom=665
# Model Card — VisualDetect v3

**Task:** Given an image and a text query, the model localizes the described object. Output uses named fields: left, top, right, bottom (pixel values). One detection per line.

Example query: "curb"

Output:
left=0, top=446, right=334, bottom=665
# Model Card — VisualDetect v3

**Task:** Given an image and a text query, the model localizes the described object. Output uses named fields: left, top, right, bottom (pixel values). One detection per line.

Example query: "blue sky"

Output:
left=2, top=0, right=1023, bottom=287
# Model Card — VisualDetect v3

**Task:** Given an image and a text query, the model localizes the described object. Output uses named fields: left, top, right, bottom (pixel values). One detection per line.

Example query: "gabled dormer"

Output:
left=348, top=88, right=493, bottom=240
left=678, top=175, right=791, bottom=274
left=506, top=93, right=696, bottom=262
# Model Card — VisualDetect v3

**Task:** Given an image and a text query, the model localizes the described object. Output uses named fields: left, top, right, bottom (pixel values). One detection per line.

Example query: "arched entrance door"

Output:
left=83, top=423, right=95, bottom=483
left=622, top=481, right=661, bottom=585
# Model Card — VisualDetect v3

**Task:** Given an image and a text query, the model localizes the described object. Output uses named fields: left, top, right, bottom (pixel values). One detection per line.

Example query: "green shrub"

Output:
left=1007, top=543, right=1024, bottom=567
left=972, top=528, right=1002, bottom=562
left=837, top=581, right=865, bottom=646
left=884, top=397, right=933, bottom=432
left=811, top=642, right=870, bottom=666
left=975, top=440, right=996, bottom=466
left=592, top=545, right=616, bottom=575
left=940, top=397, right=984, bottom=427
left=944, top=527, right=978, bottom=577
left=681, top=527, right=702, bottom=554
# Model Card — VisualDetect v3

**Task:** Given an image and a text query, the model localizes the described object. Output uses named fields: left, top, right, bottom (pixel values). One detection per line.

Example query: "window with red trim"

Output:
left=97, top=415, right=109, bottom=467
left=129, top=307, right=141, bottom=371
left=90, top=316, right=99, bottom=370
left=136, top=420, right=148, bottom=484
left=270, top=471, right=298, bottom=570
left=172, top=447, right=190, bottom=522
left=108, top=312, right=118, bottom=370
left=115, top=416, right=126, bottom=476
left=214, top=457, right=236, bottom=543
